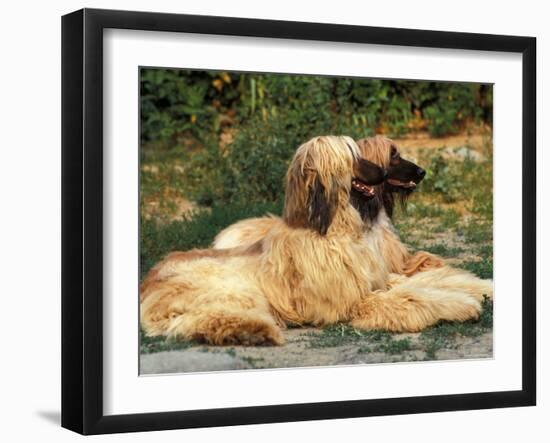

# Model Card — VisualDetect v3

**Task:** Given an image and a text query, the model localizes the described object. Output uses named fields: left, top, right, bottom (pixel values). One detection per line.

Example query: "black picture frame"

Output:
left=61, top=8, right=536, bottom=435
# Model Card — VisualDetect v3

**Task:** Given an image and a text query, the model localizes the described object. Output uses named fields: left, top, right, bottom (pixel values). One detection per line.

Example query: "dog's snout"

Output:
left=382, top=169, right=388, bottom=180
left=417, top=168, right=426, bottom=178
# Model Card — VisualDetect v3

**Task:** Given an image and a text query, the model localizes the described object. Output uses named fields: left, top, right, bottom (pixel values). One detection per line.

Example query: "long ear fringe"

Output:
left=307, top=177, right=337, bottom=235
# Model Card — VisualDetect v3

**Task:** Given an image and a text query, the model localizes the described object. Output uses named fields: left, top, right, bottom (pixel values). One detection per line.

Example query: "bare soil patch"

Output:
left=141, top=327, right=492, bottom=374
left=392, top=129, right=491, bottom=153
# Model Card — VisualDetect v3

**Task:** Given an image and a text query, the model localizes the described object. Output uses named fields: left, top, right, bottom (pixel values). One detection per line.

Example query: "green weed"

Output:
left=140, top=329, right=195, bottom=354
left=419, top=297, right=493, bottom=359
left=460, top=258, right=494, bottom=279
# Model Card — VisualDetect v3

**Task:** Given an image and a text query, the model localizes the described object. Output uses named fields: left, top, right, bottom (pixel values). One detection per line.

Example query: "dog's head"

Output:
left=283, top=135, right=386, bottom=235
left=352, top=136, right=426, bottom=220
left=385, top=143, right=425, bottom=191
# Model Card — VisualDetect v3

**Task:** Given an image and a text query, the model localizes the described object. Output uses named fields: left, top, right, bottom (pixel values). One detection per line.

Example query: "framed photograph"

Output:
left=62, top=8, right=536, bottom=435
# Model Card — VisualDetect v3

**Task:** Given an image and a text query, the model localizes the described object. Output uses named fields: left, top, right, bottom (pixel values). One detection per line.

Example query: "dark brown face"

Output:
left=349, top=142, right=426, bottom=222
left=351, top=158, right=387, bottom=199
left=385, top=144, right=426, bottom=191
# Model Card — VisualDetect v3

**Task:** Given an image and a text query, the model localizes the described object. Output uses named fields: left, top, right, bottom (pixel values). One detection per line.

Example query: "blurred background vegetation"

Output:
left=140, top=68, right=493, bottom=280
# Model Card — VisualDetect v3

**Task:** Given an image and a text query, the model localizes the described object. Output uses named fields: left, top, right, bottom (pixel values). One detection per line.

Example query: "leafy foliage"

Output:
left=141, top=69, right=492, bottom=144
left=141, top=69, right=491, bottom=206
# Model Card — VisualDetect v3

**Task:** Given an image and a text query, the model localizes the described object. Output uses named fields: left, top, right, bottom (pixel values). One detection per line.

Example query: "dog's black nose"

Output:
left=417, top=168, right=426, bottom=178
left=382, top=169, right=388, bottom=179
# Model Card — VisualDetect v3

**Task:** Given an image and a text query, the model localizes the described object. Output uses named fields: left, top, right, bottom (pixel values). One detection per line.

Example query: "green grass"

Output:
left=240, top=355, right=266, bottom=368
left=140, top=329, right=195, bottom=354
left=307, top=324, right=415, bottom=356
left=462, top=219, right=493, bottom=244
left=393, top=152, right=494, bottom=288
left=140, top=140, right=228, bottom=208
left=422, top=243, right=464, bottom=257
left=358, top=337, right=413, bottom=355
left=477, top=244, right=494, bottom=260
left=304, top=298, right=493, bottom=360
left=419, top=296, right=493, bottom=359
left=199, top=347, right=266, bottom=367
left=225, top=348, right=237, bottom=357
left=305, top=324, right=394, bottom=349
left=404, top=202, right=446, bottom=219
left=375, top=338, right=413, bottom=354
left=140, top=200, right=282, bottom=278
left=459, top=258, right=494, bottom=279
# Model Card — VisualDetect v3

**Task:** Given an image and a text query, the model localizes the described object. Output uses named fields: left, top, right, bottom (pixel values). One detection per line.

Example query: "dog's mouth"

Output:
left=386, top=178, right=417, bottom=190
left=352, top=178, right=376, bottom=198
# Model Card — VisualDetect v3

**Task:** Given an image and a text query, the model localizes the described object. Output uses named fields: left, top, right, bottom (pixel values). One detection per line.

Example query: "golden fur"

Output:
left=140, top=136, right=492, bottom=345
left=213, top=135, right=445, bottom=276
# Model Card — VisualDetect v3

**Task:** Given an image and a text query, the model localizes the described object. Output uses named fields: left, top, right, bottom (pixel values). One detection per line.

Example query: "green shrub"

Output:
left=140, top=69, right=216, bottom=144
left=423, top=83, right=492, bottom=136
left=140, top=68, right=493, bottom=146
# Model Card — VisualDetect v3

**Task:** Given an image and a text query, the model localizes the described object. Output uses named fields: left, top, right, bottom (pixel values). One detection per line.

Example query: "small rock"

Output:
left=441, top=146, right=485, bottom=162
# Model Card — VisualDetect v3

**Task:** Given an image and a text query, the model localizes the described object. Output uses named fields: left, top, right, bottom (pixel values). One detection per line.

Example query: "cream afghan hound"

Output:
left=140, top=136, right=491, bottom=346
left=213, top=135, right=445, bottom=276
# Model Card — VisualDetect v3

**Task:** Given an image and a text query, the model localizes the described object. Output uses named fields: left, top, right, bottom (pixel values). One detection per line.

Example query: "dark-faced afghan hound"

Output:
left=213, top=135, right=444, bottom=276
left=140, top=136, right=492, bottom=345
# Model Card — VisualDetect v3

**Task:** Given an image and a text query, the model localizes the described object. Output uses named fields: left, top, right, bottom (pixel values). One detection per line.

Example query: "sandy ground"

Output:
left=392, top=130, right=490, bottom=152
left=141, top=328, right=493, bottom=374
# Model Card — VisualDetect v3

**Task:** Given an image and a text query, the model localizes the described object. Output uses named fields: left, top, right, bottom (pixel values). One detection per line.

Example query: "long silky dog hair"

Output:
left=213, top=135, right=444, bottom=276
left=140, top=136, right=491, bottom=346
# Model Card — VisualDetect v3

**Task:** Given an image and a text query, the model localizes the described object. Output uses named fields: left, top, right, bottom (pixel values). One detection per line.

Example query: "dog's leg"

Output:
left=349, top=284, right=482, bottom=333
left=142, top=307, right=285, bottom=346
left=399, top=266, right=493, bottom=301
left=140, top=280, right=284, bottom=346
left=171, top=310, right=285, bottom=346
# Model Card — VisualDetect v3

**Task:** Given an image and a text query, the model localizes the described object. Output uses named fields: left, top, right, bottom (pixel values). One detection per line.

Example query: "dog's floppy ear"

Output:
left=307, top=176, right=337, bottom=235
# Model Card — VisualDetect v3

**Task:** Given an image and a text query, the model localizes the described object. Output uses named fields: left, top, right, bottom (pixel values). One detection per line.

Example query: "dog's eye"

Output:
left=391, top=147, right=399, bottom=159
